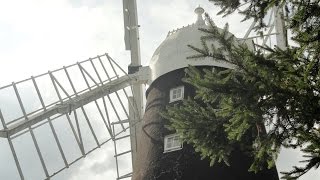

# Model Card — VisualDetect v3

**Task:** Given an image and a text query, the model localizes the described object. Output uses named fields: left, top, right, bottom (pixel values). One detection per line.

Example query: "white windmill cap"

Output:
left=148, top=6, right=233, bottom=84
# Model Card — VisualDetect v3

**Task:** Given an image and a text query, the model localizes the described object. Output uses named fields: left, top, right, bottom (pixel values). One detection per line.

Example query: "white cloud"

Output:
left=0, top=0, right=128, bottom=86
left=67, top=145, right=117, bottom=180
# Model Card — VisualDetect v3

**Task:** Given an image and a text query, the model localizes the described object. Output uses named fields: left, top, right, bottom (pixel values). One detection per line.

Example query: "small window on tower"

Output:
left=164, top=134, right=182, bottom=153
left=169, top=86, right=184, bottom=103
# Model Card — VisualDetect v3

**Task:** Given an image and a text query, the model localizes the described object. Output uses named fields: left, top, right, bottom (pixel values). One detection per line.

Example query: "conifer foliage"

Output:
left=162, top=0, right=320, bottom=179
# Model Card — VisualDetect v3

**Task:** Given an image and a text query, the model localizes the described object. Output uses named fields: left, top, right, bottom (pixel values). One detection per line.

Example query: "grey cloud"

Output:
left=89, top=155, right=115, bottom=174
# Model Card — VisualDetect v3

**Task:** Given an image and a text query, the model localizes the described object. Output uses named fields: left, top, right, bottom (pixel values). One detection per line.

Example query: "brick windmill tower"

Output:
left=132, top=6, right=280, bottom=180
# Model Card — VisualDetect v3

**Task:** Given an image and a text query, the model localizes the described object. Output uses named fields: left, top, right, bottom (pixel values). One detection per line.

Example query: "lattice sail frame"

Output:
left=0, top=53, right=146, bottom=180
left=241, top=6, right=287, bottom=51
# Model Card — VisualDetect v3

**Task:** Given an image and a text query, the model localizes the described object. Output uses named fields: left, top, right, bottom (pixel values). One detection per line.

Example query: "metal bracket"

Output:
left=128, top=65, right=142, bottom=74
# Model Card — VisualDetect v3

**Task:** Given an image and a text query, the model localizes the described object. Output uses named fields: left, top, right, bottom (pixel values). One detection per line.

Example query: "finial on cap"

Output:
left=194, top=6, right=205, bottom=25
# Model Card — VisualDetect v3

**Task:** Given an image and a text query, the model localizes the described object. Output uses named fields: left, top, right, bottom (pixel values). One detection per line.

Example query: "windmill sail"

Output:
left=0, top=53, right=146, bottom=180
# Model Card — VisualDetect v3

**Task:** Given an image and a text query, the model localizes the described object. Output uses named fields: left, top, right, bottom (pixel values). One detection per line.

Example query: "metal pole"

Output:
left=274, top=6, right=287, bottom=49
left=0, top=109, right=7, bottom=130
left=0, top=109, right=24, bottom=180
left=104, top=56, right=130, bottom=119
left=31, top=76, right=69, bottom=167
left=80, top=106, right=100, bottom=147
left=102, top=96, right=113, bottom=139
left=12, top=82, right=49, bottom=178
left=75, top=65, right=101, bottom=147
left=112, top=124, right=120, bottom=179
left=102, top=55, right=140, bottom=116
left=73, top=109, right=85, bottom=155
left=90, top=58, right=129, bottom=128
left=49, top=71, right=84, bottom=154
left=8, top=137, right=25, bottom=180
left=123, top=1, right=144, bottom=175
left=128, top=96, right=137, bottom=171
left=99, top=56, right=126, bottom=130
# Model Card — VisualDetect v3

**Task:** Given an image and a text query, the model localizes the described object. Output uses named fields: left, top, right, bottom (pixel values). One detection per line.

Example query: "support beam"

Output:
left=274, top=6, right=287, bottom=50
left=0, top=70, right=149, bottom=138
left=114, top=150, right=132, bottom=157
left=123, top=1, right=145, bottom=178
left=123, top=0, right=141, bottom=64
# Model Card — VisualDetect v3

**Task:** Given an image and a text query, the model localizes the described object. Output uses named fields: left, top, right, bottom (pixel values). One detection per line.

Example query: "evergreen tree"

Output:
left=162, top=0, right=320, bottom=179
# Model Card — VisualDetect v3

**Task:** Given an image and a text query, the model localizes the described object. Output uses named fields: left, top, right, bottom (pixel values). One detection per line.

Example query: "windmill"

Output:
left=0, top=1, right=287, bottom=180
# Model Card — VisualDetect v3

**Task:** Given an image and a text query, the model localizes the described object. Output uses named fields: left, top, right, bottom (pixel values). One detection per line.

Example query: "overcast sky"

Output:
left=0, top=0, right=319, bottom=180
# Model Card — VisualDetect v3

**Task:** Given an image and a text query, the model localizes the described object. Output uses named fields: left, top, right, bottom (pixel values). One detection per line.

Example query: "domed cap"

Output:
left=148, top=6, right=233, bottom=84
